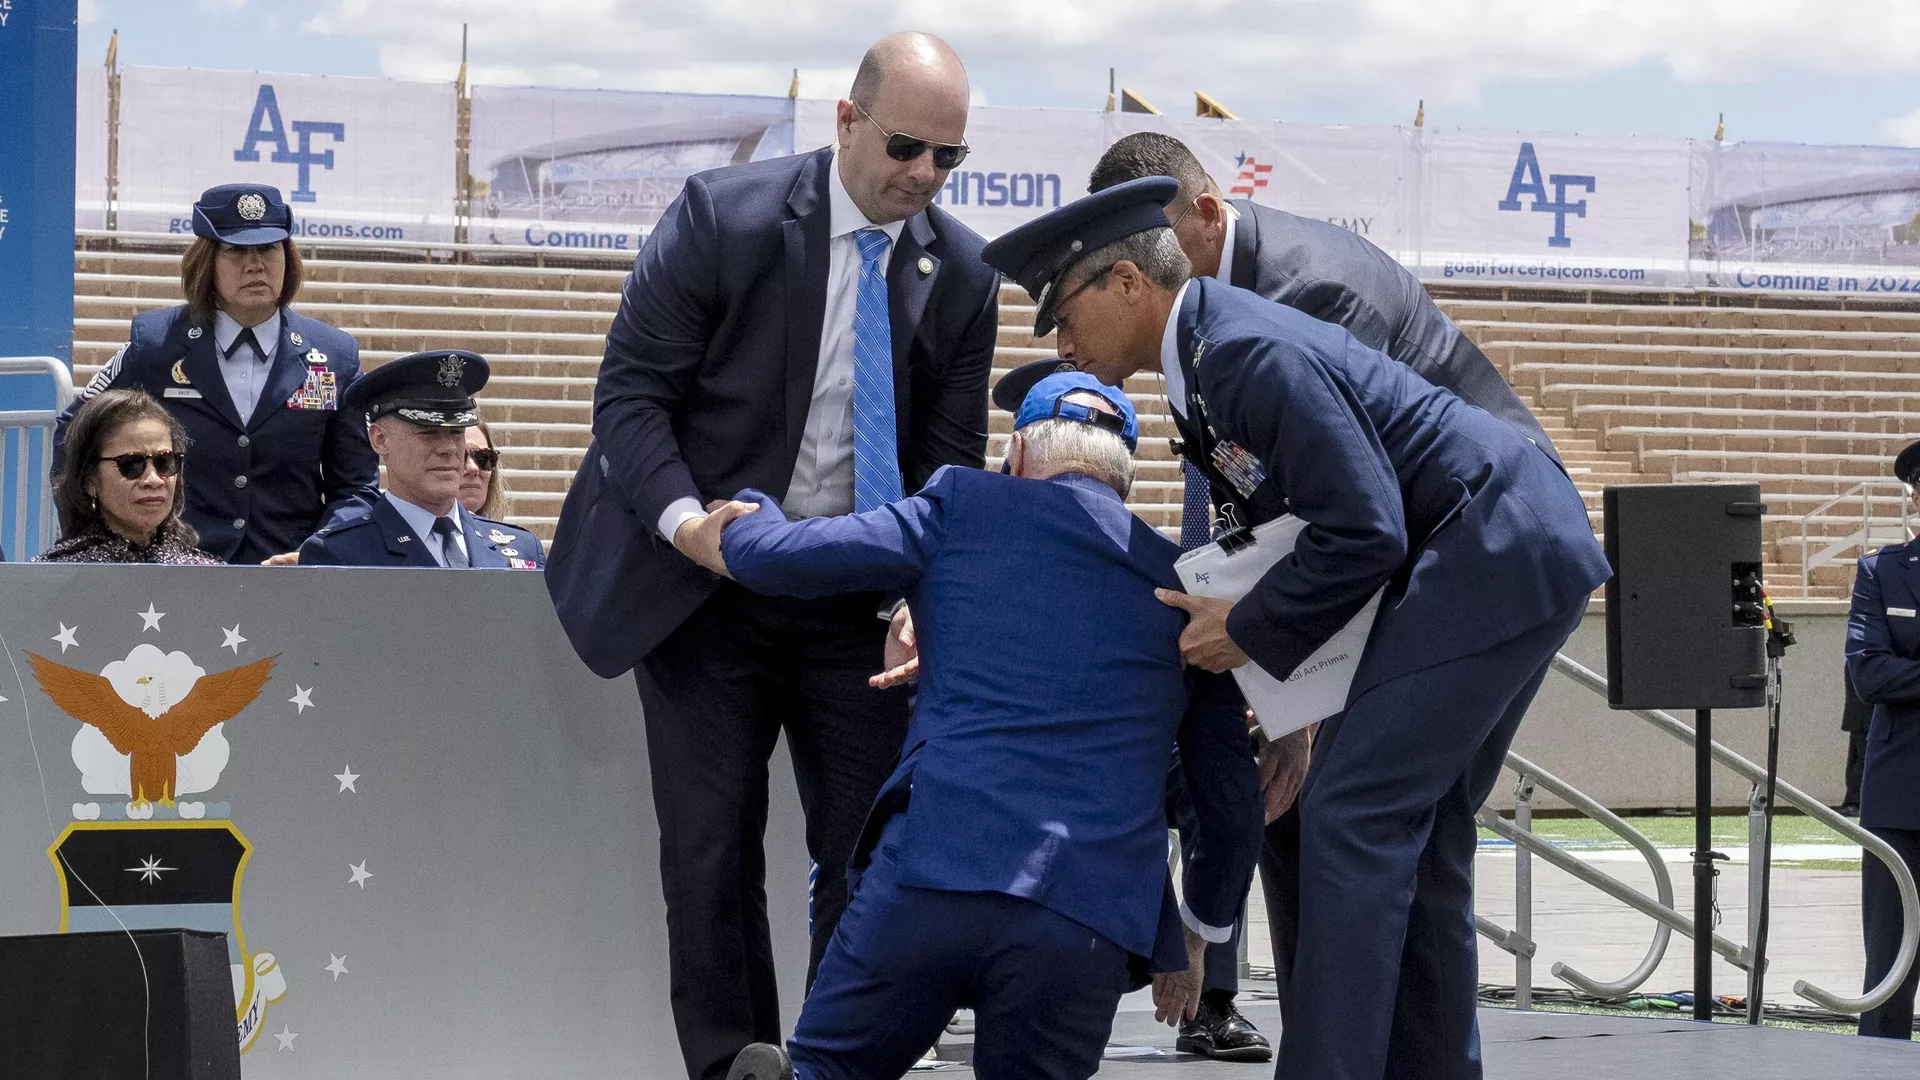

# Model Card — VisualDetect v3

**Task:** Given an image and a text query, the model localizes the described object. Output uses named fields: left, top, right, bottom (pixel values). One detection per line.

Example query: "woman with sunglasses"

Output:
left=459, top=420, right=547, bottom=562
left=53, top=184, right=378, bottom=566
left=38, top=389, right=220, bottom=565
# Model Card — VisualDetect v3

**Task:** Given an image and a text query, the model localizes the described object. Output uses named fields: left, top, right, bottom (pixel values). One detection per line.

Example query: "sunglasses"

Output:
left=468, top=448, right=499, bottom=471
left=98, top=451, right=183, bottom=480
left=853, top=102, right=970, bottom=170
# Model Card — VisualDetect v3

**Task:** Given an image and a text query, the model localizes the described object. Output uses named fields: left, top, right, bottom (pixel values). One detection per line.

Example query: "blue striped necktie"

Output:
left=851, top=228, right=903, bottom=513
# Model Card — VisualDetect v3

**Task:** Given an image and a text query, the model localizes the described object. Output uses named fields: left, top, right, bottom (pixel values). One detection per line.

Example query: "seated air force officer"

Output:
left=983, top=179, right=1611, bottom=1080
left=674, top=373, right=1260, bottom=1080
left=1843, top=439, right=1920, bottom=1041
left=55, top=184, right=378, bottom=565
left=297, top=351, right=546, bottom=569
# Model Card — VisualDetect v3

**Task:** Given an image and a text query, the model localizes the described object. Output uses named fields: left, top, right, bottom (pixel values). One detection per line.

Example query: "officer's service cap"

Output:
left=981, top=175, right=1181, bottom=337
left=1896, top=440, right=1920, bottom=485
left=345, top=350, right=490, bottom=429
left=192, top=184, right=293, bottom=246
left=1011, top=369, right=1139, bottom=452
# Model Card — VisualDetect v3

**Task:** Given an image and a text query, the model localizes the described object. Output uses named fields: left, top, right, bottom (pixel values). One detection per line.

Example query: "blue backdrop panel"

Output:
left=0, top=0, right=78, bottom=364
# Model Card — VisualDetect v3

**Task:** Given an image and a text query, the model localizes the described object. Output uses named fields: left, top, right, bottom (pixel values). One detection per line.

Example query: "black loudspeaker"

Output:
left=0, top=928, right=240, bottom=1080
left=1604, top=483, right=1769, bottom=710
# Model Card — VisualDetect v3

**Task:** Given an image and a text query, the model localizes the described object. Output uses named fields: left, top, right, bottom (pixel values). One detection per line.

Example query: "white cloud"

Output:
left=77, top=0, right=103, bottom=25
left=1884, top=106, right=1920, bottom=147
left=296, top=0, right=1920, bottom=112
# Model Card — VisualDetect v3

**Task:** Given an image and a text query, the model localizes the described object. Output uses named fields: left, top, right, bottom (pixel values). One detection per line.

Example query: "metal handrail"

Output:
left=1523, top=652, right=1920, bottom=1014
left=0, top=358, right=75, bottom=561
left=1798, top=479, right=1911, bottom=596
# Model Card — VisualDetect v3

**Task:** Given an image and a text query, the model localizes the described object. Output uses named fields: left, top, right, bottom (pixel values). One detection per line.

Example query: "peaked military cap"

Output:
left=192, top=184, right=293, bottom=246
left=981, top=175, right=1181, bottom=336
left=345, top=350, right=490, bottom=429
left=1896, top=439, right=1920, bottom=485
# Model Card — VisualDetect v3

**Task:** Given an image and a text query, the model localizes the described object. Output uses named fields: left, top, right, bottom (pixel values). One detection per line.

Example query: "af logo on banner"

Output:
left=1497, top=142, right=1596, bottom=249
left=28, top=635, right=290, bottom=1054
left=233, top=85, right=346, bottom=204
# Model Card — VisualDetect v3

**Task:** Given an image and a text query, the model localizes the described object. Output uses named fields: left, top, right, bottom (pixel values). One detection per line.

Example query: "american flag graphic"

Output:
left=1229, top=154, right=1273, bottom=198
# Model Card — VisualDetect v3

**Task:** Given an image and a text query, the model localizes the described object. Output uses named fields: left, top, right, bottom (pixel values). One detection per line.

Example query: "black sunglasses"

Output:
left=98, top=451, right=183, bottom=480
left=467, top=448, right=499, bottom=470
left=853, top=102, right=970, bottom=170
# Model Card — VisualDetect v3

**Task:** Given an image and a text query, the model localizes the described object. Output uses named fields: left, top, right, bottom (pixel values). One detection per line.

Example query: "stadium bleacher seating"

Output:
left=73, top=236, right=1920, bottom=597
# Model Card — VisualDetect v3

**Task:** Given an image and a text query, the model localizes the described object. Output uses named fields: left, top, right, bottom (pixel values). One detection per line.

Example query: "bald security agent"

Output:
left=542, top=33, right=1000, bottom=1080
left=55, top=184, right=378, bottom=564
left=297, top=351, right=546, bottom=569
left=1842, top=438, right=1920, bottom=1041
left=984, top=177, right=1612, bottom=1080
left=679, top=371, right=1259, bottom=1080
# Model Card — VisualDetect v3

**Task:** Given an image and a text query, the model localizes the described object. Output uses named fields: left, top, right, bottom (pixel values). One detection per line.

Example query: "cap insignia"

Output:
left=236, top=192, right=268, bottom=221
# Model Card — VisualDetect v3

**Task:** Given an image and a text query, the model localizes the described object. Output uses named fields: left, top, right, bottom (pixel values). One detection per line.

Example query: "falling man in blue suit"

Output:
left=670, top=371, right=1262, bottom=1080
left=979, top=178, right=1613, bottom=1080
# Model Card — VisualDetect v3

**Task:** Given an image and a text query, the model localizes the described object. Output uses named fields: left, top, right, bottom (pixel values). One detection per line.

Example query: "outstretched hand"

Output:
left=673, top=500, right=761, bottom=577
left=1154, top=589, right=1250, bottom=673
left=871, top=605, right=918, bottom=689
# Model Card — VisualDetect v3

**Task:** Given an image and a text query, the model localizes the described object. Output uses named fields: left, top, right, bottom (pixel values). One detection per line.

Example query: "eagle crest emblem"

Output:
left=235, top=192, right=269, bottom=221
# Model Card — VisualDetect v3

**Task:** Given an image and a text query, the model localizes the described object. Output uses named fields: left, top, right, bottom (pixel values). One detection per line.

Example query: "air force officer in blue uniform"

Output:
left=670, top=372, right=1259, bottom=1080
left=56, top=184, right=377, bottom=564
left=1843, top=439, right=1920, bottom=1040
left=983, top=179, right=1612, bottom=1080
left=297, top=351, right=546, bottom=570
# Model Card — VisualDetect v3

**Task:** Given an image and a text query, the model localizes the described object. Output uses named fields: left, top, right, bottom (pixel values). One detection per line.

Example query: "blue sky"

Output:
left=77, top=0, right=1920, bottom=147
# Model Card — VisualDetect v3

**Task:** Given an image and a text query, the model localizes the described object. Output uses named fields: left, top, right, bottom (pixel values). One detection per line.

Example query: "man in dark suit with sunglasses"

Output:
left=545, top=31, right=999, bottom=1080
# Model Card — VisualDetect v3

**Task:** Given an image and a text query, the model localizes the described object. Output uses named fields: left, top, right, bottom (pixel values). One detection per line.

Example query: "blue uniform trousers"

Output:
left=1859, top=826, right=1920, bottom=1039
left=790, top=816, right=1132, bottom=1080
left=1274, top=598, right=1585, bottom=1080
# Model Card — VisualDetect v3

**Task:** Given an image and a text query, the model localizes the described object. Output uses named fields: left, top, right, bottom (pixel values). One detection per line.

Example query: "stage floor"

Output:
left=923, top=989, right=1920, bottom=1078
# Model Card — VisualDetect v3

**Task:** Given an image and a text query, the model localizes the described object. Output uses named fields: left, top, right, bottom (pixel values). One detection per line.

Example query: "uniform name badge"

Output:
left=287, top=359, right=338, bottom=411
left=1210, top=437, right=1269, bottom=499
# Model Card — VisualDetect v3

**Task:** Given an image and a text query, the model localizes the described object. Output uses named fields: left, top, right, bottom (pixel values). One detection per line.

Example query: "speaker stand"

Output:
left=1691, top=707, right=1725, bottom=1023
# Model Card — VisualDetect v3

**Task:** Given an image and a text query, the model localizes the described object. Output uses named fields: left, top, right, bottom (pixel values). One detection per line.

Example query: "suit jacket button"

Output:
left=232, top=518, right=247, bottom=530
left=234, top=475, right=248, bottom=489
left=238, top=435, right=251, bottom=448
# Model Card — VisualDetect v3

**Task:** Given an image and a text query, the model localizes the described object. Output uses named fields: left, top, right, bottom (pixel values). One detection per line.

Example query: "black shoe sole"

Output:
left=726, top=1043, right=793, bottom=1080
left=1175, top=1036, right=1273, bottom=1063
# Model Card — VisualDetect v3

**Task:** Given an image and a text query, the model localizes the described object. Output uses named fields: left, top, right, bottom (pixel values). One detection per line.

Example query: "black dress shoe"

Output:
left=726, top=1043, right=794, bottom=1080
left=1175, top=999, right=1273, bottom=1063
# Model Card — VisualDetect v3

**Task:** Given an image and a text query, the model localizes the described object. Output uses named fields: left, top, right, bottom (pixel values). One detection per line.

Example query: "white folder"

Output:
left=1173, top=514, right=1384, bottom=738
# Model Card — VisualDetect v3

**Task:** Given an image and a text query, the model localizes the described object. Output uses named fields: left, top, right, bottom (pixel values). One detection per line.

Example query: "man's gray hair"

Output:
left=1073, top=227, right=1191, bottom=292
left=1018, top=417, right=1135, bottom=498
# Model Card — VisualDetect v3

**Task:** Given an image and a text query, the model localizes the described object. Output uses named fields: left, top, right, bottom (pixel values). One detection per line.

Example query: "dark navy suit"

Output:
left=296, top=494, right=546, bottom=568
left=1168, top=278, right=1609, bottom=1080
left=1844, top=537, right=1920, bottom=1039
left=720, top=467, right=1261, bottom=1080
left=543, top=146, right=1000, bottom=1080
left=55, top=305, right=378, bottom=564
left=1227, top=199, right=1555, bottom=461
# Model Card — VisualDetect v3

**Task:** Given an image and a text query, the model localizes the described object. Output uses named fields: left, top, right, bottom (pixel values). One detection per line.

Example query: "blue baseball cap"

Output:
left=1014, top=370, right=1138, bottom=452
left=191, top=184, right=293, bottom=246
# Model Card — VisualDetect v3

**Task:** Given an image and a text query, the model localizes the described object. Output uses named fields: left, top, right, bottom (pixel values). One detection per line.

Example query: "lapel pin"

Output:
left=917, top=257, right=933, bottom=275
left=398, top=535, right=412, bottom=543
left=186, top=326, right=203, bottom=340
left=290, top=331, right=304, bottom=347
left=171, top=360, right=190, bottom=385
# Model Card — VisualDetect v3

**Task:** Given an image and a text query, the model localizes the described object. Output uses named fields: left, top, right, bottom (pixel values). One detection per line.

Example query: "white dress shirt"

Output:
left=1161, top=280, right=1195, bottom=419
left=655, top=152, right=905, bottom=540
left=212, top=308, right=281, bottom=420
left=385, top=493, right=469, bottom=567
left=1215, top=201, right=1240, bottom=289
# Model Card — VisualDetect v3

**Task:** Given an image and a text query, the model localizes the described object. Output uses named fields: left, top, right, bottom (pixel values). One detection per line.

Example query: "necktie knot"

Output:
left=854, top=228, right=891, bottom=268
left=431, top=516, right=468, bottom=568
left=225, top=327, right=263, bottom=362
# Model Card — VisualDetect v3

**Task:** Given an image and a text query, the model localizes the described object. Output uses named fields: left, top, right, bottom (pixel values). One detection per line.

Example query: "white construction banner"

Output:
left=75, top=69, right=107, bottom=231
left=1692, top=140, right=1920, bottom=295
left=115, top=66, right=455, bottom=242
left=1415, top=130, right=1692, bottom=287
left=469, top=87, right=795, bottom=250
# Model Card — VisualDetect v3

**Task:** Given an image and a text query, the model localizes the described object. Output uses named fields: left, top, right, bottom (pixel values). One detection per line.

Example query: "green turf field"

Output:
left=1478, top=812, right=1862, bottom=871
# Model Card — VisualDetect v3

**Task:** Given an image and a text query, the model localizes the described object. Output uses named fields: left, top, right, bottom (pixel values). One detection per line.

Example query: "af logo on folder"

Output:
left=1174, top=514, right=1383, bottom=738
